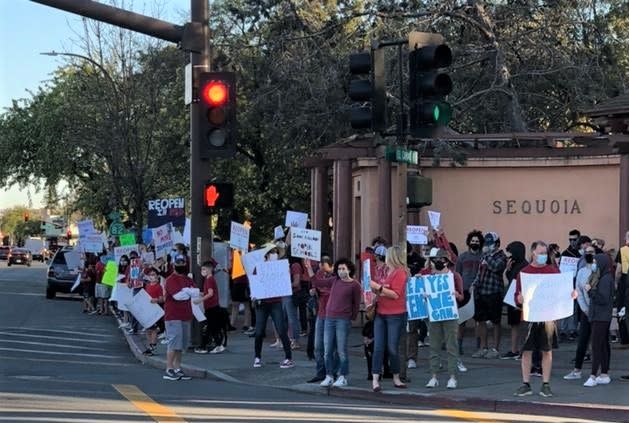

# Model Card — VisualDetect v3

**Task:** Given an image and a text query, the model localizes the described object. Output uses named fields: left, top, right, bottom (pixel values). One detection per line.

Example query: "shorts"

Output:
left=522, top=322, right=558, bottom=352
left=506, top=305, right=521, bottom=326
left=165, top=320, right=191, bottom=352
left=473, top=292, right=503, bottom=324
left=82, top=283, right=95, bottom=298
left=95, top=284, right=111, bottom=299
left=230, top=282, right=250, bottom=303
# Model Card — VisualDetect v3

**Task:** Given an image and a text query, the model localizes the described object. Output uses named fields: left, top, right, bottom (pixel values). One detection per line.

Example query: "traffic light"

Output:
left=408, top=33, right=453, bottom=137
left=198, top=72, right=236, bottom=159
left=203, top=182, right=234, bottom=214
left=348, top=48, right=386, bottom=131
left=24, top=212, right=29, bottom=222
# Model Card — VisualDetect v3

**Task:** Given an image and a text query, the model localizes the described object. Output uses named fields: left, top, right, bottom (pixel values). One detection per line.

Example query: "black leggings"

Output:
left=590, top=321, right=611, bottom=376
left=574, top=310, right=591, bottom=370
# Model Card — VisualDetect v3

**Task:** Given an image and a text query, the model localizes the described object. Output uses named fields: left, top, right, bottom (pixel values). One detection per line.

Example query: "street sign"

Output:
left=385, top=146, right=418, bottom=165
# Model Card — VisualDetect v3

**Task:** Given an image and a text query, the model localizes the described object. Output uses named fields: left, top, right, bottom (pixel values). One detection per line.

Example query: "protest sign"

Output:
left=119, top=233, right=135, bottom=246
left=129, top=258, right=143, bottom=289
left=147, top=197, right=185, bottom=228
left=457, top=296, right=475, bottom=324
left=229, top=222, right=250, bottom=251
left=559, top=256, right=579, bottom=276
left=77, top=219, right=95, bottom=236
left=290, top=228, right=321, bottom=261
left=406, top=276, right=429, bottom=320
left=503, top=279, right=517, bottom=308
left=127, top=289, right=164, bottom=328
left=362, top=259, right=371, bottom=293
left=427, top=210, right=441, bottom=228
left=111, top=283, right=134, bottom=311
left=521, top=272, right=574, bottom=322
left=407, top=225, right=429, bottom=245
left=424, top=272, right=459, bottom=322
left=71, top=274, right=81, bottom=292
left=285, top=211, right=308, bottom=228
left=250, top=259, right=292, bottom=300
left=101, top=261, right=118, bottom=287
left=232, top=249, right=246, bottom=279
left=171, top=230, right=184, bottom=246
left=182, top=218, right=191, bottom=246
left=141, top=252, right=155, bottom=265
left=274, top=226, right=284, bottom=240
left=114, top=244, right=140, bottom=264
left=64, top=251, right=82, bottom=271
left=82, top=234, right=105, bottom=253
left=242, top=246, right=273, bottom=277
left=191, top=297, right=206, bottom=322
left=152, top=223, right=174, bottom=259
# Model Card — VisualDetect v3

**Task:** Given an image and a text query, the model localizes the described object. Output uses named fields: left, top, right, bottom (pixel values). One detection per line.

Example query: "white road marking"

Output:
left=0, top=347, right=123, bottom=359
left=0, top=327, right=115, bottom=337
left=0, top=331, right=109, bottom=343
left=0, top=355, right=135, bottom=367
left=0, top=339, right=105, bottom=351
left=0, top=291, right=42, bottom=296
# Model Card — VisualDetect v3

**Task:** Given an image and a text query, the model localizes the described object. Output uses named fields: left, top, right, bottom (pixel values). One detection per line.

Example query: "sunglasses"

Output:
left=569, top=238, right=578, bottom=241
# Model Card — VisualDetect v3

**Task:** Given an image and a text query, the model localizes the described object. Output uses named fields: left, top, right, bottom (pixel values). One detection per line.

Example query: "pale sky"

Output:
left=0, top=0, right=185, bottom=209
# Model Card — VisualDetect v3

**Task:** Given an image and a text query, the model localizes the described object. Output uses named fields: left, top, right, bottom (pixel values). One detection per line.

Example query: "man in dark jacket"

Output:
left=501, top=241, right=528, bottom=359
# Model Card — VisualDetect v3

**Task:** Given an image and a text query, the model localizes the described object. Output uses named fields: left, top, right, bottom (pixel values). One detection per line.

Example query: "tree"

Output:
left=0, top=206, right=41, bottom=245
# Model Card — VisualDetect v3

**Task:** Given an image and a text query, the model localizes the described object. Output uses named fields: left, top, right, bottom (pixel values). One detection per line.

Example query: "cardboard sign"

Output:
left=147, top=197, right=185, bottom=228
left=119, top=233, right=136, bottom=246
left=290, top=227, right=321, bottom=261
left=114, top=244, right=140, bottom=264
left=427, top=210, right=441, bottom=229
left=77, top=219, right=95, bottom=236
left=242, top=246, right=274, bottom=277
left=457, top=296, right=475, bottom=324
left=559, top=256, right=579, bottom=276
left=406, top=276, right=429, bottom=321
left=407, top=225, right=429, bottom=245
left=101, top=261, right=118, bottom=287
left=285, top=211, right=308, bottom=228
left=250, top=259, right=292, bottom=300
left=424, top=272, right=459, bottom=322
left=126, top=289, right=164, bottom=328
left=229, top=221, right=250, bottom=251
left=152, top=223, right=174, bottom=259
left=521, top=272, right=574, bottom=322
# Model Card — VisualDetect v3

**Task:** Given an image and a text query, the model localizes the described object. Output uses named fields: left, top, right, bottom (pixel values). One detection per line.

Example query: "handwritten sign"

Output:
left=424, top=273, right=459, bottom=322
left=110, top=282, right=134, bottom=311
left=127, top=289, right=164, bottom=328
left=114, top=244, right=140, bottom=264
left=427, top=210, right=441, bottom=229
left=521, top=272, right=574, bottom=322
left=274, top=226, right=284, bottom=240
left=129, top=258, right=143, bottom=289
left=141, top=252, right=155, bottom=265
left=101, top=261, right=118, bottom=287
left=229, top=221, right=250, bottom=251
left=82, top=234, right=105, bottom=253
left=119, top=233, right=136, bottom=246
left=285, top=211, right=308, bottom=228
left=406, top=276, right=429, bottom=320
left=77, top=219, right=95, bottom=236
left=152, top=223, right=174, bottom=259
left=559, top=256, right=579, bottom=277
left=290, top=228, right=321, bottom=261
left=407, top=225, right=429, bottom=245
left=250, top=259, right=292, bottom=300
left=362, top=259, right=371, bottom=293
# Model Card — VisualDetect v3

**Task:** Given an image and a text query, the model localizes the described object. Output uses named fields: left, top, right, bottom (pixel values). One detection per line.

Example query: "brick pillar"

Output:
left=377, top=158, right=392, bottom=244
left=311, top=166, right=331, bottom=255
left=333, top=160, right=352, bottom=260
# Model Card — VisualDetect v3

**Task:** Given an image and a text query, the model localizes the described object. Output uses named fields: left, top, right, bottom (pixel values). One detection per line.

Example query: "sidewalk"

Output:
left=121, top=321, right=629, bottom=422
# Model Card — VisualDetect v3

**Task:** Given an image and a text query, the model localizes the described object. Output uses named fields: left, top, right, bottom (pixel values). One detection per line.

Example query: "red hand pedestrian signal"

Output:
left=204, top=185, right=220, bottom=207
left=203, top=182, right=233, bottom=213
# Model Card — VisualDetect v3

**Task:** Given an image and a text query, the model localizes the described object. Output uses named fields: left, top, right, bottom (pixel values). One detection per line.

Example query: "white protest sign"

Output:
left=274, top=226, right=284, bottom=240
left=71, top=274, right=81, bottom=292
left=457, top=297, right=475, bottom=324
left=559, top=256, right=579, bottom=277
left=427, top=210, right=441, bottom=229
left=82, top=234, right=105, bottom=253
left=191, top=297, right=206, bottom=322
left=64, top=251, right=82, bottom=271
left=250, top=259, right=292, bottom=300
left=407, top=225, right=429, bottom=245
left=362, top=259, right=371, bottom=293
left=521, top=272, right=574, bottom=322
left=424, top=272, right=459, bottom=322
left=171, top=230, right=184, bottom=246
left=242, top=246, right=274, bottom=277
left=285, top=211, right=308, bottom=228
left=229, top=222, right=250, bottom=251
left=111, top=283, right=134, bottom=311
left=503, top=279, right=518, bottom=308
left=290, top=228, right=321, bottom=261
left=114, top=244, right=140, bottom=264
left=77, top=219, right=95, bottom=236
left=152, top=223, right=174, bottom=258
left=182, top=218, right=191, bottom=246
left=126, top=289, right=164, bottom=328
left=142, top=252, right=155, bottom=265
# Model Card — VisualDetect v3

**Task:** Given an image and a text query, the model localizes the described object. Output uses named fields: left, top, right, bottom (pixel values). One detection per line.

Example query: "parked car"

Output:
left=0, top=246, right=11, bottom=260
left=46, top=248, right=81, bottom=299
left=8, top=248, right=32, bottom=267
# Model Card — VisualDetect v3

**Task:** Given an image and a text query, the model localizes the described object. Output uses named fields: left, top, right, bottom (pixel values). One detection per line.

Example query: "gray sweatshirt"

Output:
left=575, top=266, right=592, bottom=314
left=588, top=254, right=614, bottom=323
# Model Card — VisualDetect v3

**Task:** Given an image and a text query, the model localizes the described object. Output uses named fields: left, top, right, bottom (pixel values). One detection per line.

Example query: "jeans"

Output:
left=428, top=319, right=459, bottom=375
left=574, top=310, right=592, bottom=370
left=324, top=318, right=351, bottom=377
left=372, top=313, right=406, bottom=375
left=282, top=296, right=300, bottom=341
left=254, top=302, right=291, bottom=360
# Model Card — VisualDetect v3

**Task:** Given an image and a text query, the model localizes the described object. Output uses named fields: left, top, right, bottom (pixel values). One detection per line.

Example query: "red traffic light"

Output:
left=24, top=212, right=29, bottom=222
left=204, top=184, right=221, bottom=207
left=201, top=81, right=228, bottom=106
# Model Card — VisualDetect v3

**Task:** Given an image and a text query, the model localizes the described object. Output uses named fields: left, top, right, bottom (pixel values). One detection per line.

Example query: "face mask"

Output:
left=148, top=275, right=158, bottom=282
left=536, top=254, right=547, bottom=265
left=591, top=263, right=598, bottom=272
left=570, top=239, right=578, bottom=248
left=268, top=253, right=278, bottom=261
left=433, top=261, right=446, bottom=271
left=470, top=244, right=480, bottom=252
left=579, top=248, right=584, bottom=256
left=338, top=270, right=349, bottom=279
left=174, top=265, right=187, bottom=274
left=585, top=254, right=594, bottom=264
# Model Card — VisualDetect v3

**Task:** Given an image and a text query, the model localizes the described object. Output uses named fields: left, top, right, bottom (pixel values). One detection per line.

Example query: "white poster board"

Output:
left=250, top=259, right=292, bottom=300
left=114, top=244, right=140, bottom=264
left=290, top=227, right=321, bottom=261
left=191, top=298, right=206, bottom=322
left=152, top=223, right=174, bottom=259
left=64, top=251, right=82, bottom=271
left=457, top=297, right=475, bottom=324
left=407, top=225, right=429, bottom=245
left=521, top=272, right=574, bottom=322
left=274, top=226, right=284, bottom=240
left=141, top=252, right=155, bottom=265
left=559, top=256, right=579, bottom=277
left=126, top=289, right=164, bottom=328
left=241, top=246, right=274, bottom=277
left=503, top=279, right=518, bottom=308
left=229, top=221, right=250, bottom=251
left=424, top=272, right=459, bottom=322
left=285, top=211, right=308, bottom=228
left=82, top=234, right=105, bottom=253
left=110, top=283, right=134, bottom=311
left=427, top=210, right=441, bottom=229
left=77, top=219, right=95, bottom=236
left=71, top=274, right=81, bottom=292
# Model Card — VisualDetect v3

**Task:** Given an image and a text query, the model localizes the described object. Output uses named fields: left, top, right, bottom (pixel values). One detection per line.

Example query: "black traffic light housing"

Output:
left=203, top=181, right=234, bottom=214
left=348, top=48, right=386, bottom=131
left=408, top=32, right=453, bottom=138
left=198, top=72, right=236, bottom=159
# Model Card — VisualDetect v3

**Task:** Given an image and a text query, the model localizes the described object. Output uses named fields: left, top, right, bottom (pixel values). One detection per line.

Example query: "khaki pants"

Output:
left=428, top=319, right=459, bottom=375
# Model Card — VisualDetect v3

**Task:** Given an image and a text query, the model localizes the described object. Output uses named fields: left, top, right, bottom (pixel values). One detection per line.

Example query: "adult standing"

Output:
left=615, top=231, right=629, bottom=348
left=369, top=245, right=409, bottom=392
left=501, top=241, right=529, bottom=359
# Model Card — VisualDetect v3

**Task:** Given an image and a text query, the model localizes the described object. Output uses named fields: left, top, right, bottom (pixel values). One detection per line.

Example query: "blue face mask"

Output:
left=591, top=263, right=598, bottom=272
left=536, top=254, right=547, bottom=265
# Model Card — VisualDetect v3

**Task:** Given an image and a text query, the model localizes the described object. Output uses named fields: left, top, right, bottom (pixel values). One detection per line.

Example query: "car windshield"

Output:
left=52, top=252, right=67, bottom=265
left=14, top=249, right=28, bottom=253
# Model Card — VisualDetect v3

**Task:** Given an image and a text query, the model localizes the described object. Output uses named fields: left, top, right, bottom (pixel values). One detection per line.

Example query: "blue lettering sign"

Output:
left=425, top=273, right=459, bottom=322
left=406, top=277, right=428, bottom=320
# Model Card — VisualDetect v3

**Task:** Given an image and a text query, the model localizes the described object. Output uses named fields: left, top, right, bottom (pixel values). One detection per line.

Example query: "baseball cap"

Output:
left=374, top=245, right=387, bottom=257
left=484, top=232, right=500, bottom=245
left=174, top=254, right=187, bottom=265
left=428, top=248, right=450, bottom=261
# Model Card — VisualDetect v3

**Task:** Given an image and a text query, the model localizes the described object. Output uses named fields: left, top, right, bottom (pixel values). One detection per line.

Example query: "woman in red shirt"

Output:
left=369, top=245, right=409, bottom=391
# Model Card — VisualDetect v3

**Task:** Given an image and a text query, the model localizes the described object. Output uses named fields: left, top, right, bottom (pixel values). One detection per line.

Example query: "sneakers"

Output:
left=194, top=347, right=209, bottom=354
left=583, top=376, right=597, bottom=387
left=320, top=376, right=334, bottom=387
left=514, top=383, right=532, bottom=396
left=446, top=377, right=457, bottom=389
left=142, top=348, right=154, bottom=356
left=253, top=358, right=263, bottom=368
left=563, top=370, right=582, bottom=380
left=332, top=375, right=348, bottom=387
left=290, top=340, right=301, bottom=350
left=500, top=351, right=520, bottom=360
left=119, top=322, right=131, bottom=329
left=269, top=340, right=282, bottom=348
left=244, top=327, right=256, bottom=336
left=407, top=359, right=417, bottom=369
left=485, top=348, right=500, bottom=359
left=530, top=367, right=543, bottom=377
left=160, top=338, right=169, bottom=345
left=210, top=345, right=225, bottom=354
left=471, top=348, right=488, bottom=358
left=425, top=377, right=439, bottom=388
left=174, top=369, right=191, bottom=380
left=595, top=375, right=611, bottom=385
left=279, top=359, right=295, bottom=369
left=539, top=383, right=553, bottom=397
left=163, top=369, right=181, bottom=381
left=457, top=360, right=468, bottom=373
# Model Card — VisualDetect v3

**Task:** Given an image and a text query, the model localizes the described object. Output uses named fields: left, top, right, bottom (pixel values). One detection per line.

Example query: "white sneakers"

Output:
left=253, top=358, right=262, bottom=368
left=447, top=377, right=457, bottom=389
left=407, top=359, right=417, bottom=369
left=210, top=345, right=225, bottom=354
left=564, top=370, right=582, bottom=380
left=457, top=361, right=468, bottom=373
left=596, top=375, right=611, bottom=385
left=320, top=376, right=334, bottom=387
left=425, top=377, right=439, bottom=388
left=320, top=375, right=348, bottom=387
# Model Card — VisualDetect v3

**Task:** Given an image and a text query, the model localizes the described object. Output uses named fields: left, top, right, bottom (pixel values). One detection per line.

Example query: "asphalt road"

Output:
left=0, top=262, right=617, bottom=423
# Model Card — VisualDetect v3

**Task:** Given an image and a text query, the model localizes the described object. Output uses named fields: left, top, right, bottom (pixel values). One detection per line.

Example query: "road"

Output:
left=0, top=262, right=618, bottom=422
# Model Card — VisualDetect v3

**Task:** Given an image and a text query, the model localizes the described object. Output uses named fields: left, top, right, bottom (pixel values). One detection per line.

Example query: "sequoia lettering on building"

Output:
left=492, top=199, right=582, bottom=215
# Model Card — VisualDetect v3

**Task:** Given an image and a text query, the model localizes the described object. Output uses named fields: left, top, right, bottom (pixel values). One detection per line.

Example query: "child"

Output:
left=194, top=260, right=228, bottom=354
left=143, top=267, right=164, bottom=356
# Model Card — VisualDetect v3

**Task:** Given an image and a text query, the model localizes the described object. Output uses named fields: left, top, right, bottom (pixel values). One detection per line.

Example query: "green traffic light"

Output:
left=433, top=105, right=440, bottom=122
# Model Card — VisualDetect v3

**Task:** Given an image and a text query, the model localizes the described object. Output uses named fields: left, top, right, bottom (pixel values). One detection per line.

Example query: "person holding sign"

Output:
left=424, top=249, right=464, bottom=389
left=194, top=260, right=227, bottom=355
left=514, top=241, right=578, bottom=398
left=369, top=246, right=409, bottom=392
left=142, top=267, right=164, bottom=357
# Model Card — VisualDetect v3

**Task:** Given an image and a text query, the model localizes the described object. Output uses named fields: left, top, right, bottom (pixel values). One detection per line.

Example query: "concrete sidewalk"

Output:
left=121, top=321, right=629, bottom=422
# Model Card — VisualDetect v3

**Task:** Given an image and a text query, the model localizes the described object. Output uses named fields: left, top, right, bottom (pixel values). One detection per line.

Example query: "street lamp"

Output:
left=40, top=50, right=118, bottom=95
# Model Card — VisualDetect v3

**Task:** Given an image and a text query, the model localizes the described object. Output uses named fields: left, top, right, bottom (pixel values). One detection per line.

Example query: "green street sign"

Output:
left=109, top=222, right=125, bottom=236
left=385, top=146, right=418, bottom=165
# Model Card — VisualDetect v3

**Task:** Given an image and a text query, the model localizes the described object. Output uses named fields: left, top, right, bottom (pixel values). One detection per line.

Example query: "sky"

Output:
left=0, top=0, right=184, bottom=209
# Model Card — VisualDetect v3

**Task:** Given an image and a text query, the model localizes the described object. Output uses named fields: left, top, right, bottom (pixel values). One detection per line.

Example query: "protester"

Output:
left=80, top=257, right=97, bottom=315
left=369, top=245, right=408, bottom=391
left=455, top=230, right=483, bottom=355
left=195, top=259, right=226, bottom=354
left=94, top=253, right=109, bottom=315
left=615, top=230, right=629, bottom=348
left=562, top=229, right=582, bottom=258
left=501, top=241, right=529, bottom=359
left=471, top=232, right=507, bottom=359
left=425, top=248, right=464, bottom=389
left=116, top=255, right=132, bottom=332
left=230, top=273, right=253, bottom=334
left=143, top=266, right=164, bottom=356
left=162, top=255, right=196, bottom=381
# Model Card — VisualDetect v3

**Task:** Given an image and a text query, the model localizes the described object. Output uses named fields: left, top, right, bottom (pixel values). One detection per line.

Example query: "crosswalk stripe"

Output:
left=0, top=347, right=123, bottom=359
left=0, top=331, right=108, bottom=344
left=113, top=384, right=187, bottom=422
left=0, top=339, right=104, bottom=351
left=0, top=327, right=114, bottom=338
left=0, top=355, right=134, bottom=367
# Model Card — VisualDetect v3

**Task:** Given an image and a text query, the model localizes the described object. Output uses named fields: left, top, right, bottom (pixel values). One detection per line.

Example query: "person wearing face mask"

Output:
left=514, top=241, right=578, bottom=397
left=424, top=249, right=464, bottom=389
left=614, top=231, right=629, bottom=349
left=316, top=259, right=362, bottom=388
left=471, top=232, right=507, bottom=359
left=501, top=241, right=529, bottom=360
left=116, top=255, right=132, bottom=330
left=194, top=259, right=226, bottom=354
left=561, top=229, right=582, bottom=259
left=142, top=267, right=164, bottom=356
left=559, top=235, right=593, bottom=342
